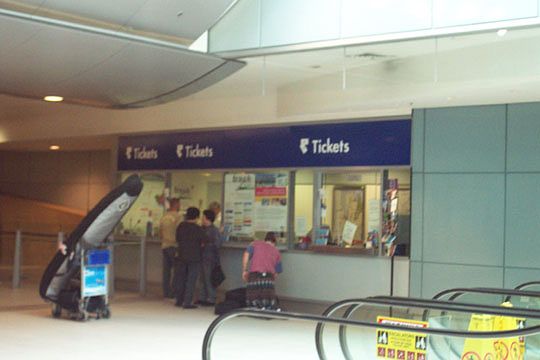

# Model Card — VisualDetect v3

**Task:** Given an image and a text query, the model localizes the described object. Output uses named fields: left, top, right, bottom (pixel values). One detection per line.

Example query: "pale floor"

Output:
left=0, top=279, right=356, bottom=360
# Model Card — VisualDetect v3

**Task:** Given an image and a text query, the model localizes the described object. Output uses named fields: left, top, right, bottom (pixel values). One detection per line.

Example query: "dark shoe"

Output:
left=201, top=301, right=215, bottom=307
left=182, top=304, right=198, bottom=309
left=174, top=302, right=183, bottom=307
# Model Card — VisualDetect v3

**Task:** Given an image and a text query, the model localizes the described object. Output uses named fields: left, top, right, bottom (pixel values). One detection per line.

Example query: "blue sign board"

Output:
left=117, top=119, right=410, bottom=170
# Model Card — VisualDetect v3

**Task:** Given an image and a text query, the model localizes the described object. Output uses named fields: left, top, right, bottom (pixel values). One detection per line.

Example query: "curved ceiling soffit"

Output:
left=0, top=7, right=245, bottom=109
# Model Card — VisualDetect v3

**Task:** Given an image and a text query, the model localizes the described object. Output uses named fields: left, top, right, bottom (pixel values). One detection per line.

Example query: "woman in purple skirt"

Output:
left=242, top=232, right=283, bottom=310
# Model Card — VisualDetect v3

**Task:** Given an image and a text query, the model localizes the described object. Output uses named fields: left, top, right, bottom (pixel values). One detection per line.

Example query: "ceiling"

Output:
left=2, top=6, right=540, bottom=151
left=0, top=1, right=244, bottom=108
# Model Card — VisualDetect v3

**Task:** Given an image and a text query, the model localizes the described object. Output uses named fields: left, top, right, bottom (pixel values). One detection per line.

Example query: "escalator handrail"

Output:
left=203, top=307, right=540, bottom=360
left=365, top=296, right=540, bottom=319
left=433, top=286, right=540, bottom=301
left=516, top=281, right=540, bottom=291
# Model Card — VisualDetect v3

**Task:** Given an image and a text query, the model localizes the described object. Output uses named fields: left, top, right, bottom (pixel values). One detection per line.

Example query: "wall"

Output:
left=0, top=150, right=112, bottom=212
left=410, top=103, right=540, bottom=298
left=0, top=195, right=84, bottom=265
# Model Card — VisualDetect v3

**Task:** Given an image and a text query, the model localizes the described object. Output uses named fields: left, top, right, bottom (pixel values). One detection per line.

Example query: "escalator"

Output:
left=202, top=284, right=540, bottom=359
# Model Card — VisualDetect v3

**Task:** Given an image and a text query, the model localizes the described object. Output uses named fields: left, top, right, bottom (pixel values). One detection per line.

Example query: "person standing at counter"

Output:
left=242, top=232, right=283, bottom=310
left=159, top=198, right=181, bottom=299
left=198, top=209, right=221, bottom=306
left=175, top=207, right=206, bottom=309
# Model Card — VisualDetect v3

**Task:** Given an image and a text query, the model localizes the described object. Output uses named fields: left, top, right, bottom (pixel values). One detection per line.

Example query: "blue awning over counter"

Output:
left=117, top=119, right=411, bottom=171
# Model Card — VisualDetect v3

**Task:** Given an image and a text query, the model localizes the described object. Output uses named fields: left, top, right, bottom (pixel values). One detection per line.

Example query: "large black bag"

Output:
left=214, top=299, right=243, bottom=315
left=225, top=287, right=246, bottom=303
left=211, top=264, right=225, bottom=288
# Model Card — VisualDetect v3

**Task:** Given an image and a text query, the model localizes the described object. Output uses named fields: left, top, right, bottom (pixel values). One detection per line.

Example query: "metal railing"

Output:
left=0, top=229, right=62, bottom=289
left=0, top=230, right=155, bottom=297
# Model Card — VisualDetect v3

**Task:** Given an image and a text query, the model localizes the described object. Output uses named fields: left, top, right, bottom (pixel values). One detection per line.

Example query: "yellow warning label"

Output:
left=376, top=316, right=428, bottom=360
left=461, top=303, right=525, bottom=360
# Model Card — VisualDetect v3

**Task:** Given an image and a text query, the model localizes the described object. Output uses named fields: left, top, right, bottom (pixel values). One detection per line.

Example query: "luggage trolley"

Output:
left=51, top=247, right=111, bottom=321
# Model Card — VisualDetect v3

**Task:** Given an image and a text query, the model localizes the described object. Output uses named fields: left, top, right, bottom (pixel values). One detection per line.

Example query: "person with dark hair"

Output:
left=159, top=198, right=181, bottom=298
left=241, top=231, right=283, bottom=310
left=175, top=207, right=207, bottom=309
left=197, top=209, right=222, bottom=306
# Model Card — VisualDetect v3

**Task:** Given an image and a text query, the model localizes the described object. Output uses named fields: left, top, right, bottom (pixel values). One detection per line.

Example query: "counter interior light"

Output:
left=49, top=145, right=60, bottom=150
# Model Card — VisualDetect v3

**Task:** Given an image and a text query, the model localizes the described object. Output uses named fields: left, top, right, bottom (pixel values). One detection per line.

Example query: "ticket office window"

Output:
left=117, top=171, right=224, bottom=236
left=293, top=168, right=411, bottom=256
left=117, top=172, right=167, bottom=236
left=223, top=171, right=290, bottom=245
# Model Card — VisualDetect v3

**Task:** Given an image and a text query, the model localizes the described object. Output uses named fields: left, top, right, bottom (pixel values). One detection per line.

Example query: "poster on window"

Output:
left=254, top=173, right=288, bottom=233
left=224, top=174, right=255, bottom=237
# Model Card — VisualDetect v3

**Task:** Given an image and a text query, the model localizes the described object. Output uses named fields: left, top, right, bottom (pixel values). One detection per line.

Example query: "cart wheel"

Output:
left=77, top=311, right=88, bottom=321
left=51, top=304, right=62, bottom=318
left=101, top=307, right=111, bottom=319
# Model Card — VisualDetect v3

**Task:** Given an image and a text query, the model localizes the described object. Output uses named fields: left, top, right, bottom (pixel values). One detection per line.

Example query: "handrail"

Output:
left=516, top=281, right=540, bottom=291
left=433, top=286, right=540, bottom=301
left=363, top=296, right=540, bottom=318
left=316, top=296, right=540, bottom=360
left=204, top=307, right=540, bottom=360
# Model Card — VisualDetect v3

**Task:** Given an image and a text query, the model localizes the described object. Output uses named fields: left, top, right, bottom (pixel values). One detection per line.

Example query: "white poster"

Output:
left=367, top=199, right=381, bottom=232
left=224, top=174, right=255, bottom=237
left=341, top=220, right=358, bottom=245
left=224, top=173, right=289, bottom=239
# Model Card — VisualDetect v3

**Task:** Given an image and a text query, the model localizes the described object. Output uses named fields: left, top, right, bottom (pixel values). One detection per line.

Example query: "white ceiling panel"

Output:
left=61, top=42, right=225, bottom=105
left=0, top=26, right=126, bottom=90
left=126, top=0, right=235, bottom=39
left=0, top=14, right=39, bottom=52
left=0, top=8, right=244, bottom=108
left=35, top=0, right=148, bottom=29
left=1, top=0, right=236, bottom=42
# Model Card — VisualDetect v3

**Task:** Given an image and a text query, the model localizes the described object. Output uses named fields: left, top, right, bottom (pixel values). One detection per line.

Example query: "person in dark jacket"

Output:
left=198, top=209, right=222, bottom=306
left=175, top=207, right=207, bottom=309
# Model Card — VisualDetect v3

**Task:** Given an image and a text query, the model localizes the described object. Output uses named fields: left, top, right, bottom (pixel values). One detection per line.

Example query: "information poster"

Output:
left=376, top=316, right=428, bottom=360
left=254, top=173, right=288, bottom=233
left=224, top=174, right=255, bottom=237
left=224, top=173, right=288, bottom=239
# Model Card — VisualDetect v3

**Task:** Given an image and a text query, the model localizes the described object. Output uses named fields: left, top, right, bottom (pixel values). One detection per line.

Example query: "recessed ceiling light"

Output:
left=44, top=95, right=63, bottom=102
left=49, top=145, right=60, bottom=150
left=497, top=29, right=508, bottom=37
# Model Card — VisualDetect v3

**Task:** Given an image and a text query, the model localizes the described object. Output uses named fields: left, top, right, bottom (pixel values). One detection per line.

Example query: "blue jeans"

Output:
left=175, top=261, right=200, bottom=306
left=162, top=247, right=177, bottom=298
left=199, top=260, right=217, bottom=303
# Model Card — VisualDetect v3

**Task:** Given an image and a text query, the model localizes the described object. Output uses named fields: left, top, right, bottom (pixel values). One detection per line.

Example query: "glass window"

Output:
left=294, top=170, right=314, bottom=249
left=321, top=171, right=382, bottom=247
left=223, top=171, right=289, bottom=245
left=118, top=172, right=166, bottom=236
left=170, top=171, right=223, bottom=219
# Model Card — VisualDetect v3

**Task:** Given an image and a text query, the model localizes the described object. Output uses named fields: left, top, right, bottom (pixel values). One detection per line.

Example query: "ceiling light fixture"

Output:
left=497, top=29, right=508, bottom=37
left=49, top=145, right=60, bottom=150
left=44, top=95, right=63, bottom=102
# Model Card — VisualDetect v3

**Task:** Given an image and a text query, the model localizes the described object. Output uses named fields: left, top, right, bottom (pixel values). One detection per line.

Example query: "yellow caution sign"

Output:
left=461, top=302, right=525, bottom=360
left=376, top=316, right=428, bottom=360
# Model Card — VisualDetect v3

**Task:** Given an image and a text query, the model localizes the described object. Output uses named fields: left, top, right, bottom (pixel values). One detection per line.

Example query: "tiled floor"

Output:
left=0, top=281, right=353, bottom=360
